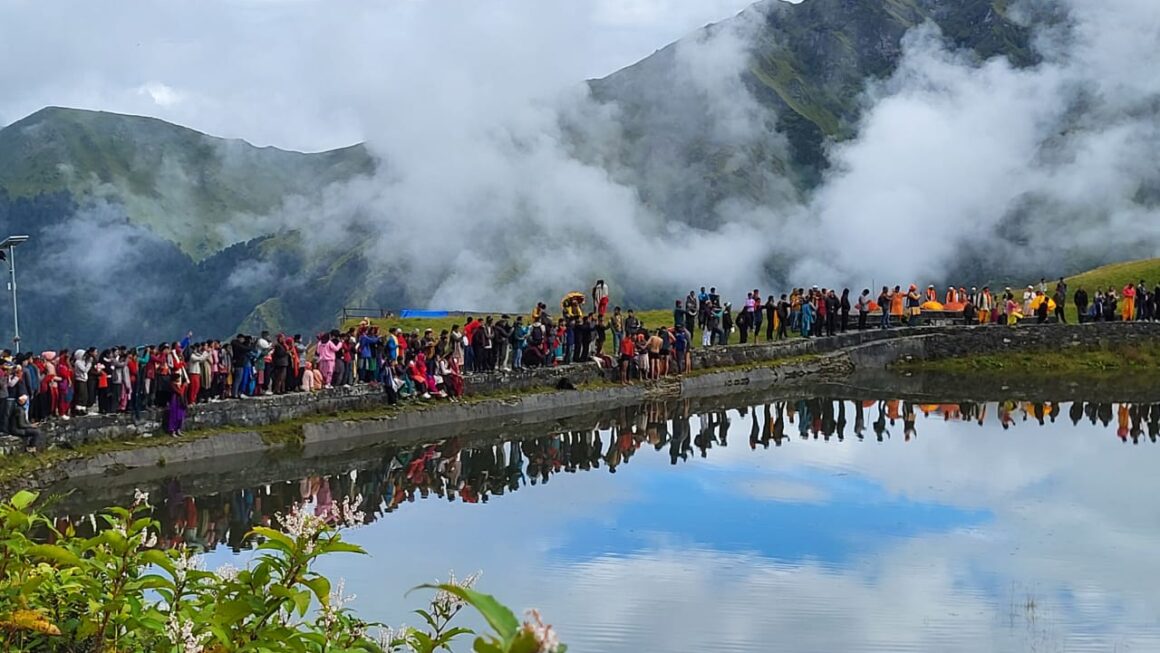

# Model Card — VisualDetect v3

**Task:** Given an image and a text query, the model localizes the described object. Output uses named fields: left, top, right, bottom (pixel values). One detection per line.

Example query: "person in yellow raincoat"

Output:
left=561, top=293, right=585, bottom=319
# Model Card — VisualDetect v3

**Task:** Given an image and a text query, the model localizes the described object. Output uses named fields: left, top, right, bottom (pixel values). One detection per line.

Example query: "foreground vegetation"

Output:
left=0, top=490, right=564, bottom=652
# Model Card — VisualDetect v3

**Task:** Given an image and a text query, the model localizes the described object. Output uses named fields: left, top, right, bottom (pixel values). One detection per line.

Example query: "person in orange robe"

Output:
left=891, top=286, right=904, bottom=317
left=1122, top=284, right=1136, bottom=321
left=1117, top=403, right=1130, bottom=441
left=977, top=287, right=993, bottom=324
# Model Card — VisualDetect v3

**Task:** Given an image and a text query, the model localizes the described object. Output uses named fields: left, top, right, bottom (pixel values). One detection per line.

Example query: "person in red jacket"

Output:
left=618, top=334, right=635, bottom=385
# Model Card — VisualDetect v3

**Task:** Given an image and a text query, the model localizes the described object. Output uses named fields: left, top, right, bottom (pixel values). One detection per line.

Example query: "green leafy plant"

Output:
left=0, top=490, right=564, bottom=653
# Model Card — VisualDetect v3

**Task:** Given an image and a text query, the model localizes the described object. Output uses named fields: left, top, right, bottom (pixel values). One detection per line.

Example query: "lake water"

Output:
left=49, top=393, right=1160, bottom=652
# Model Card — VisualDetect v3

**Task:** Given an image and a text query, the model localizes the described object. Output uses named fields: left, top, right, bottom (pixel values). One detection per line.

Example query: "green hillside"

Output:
left=1065, top=259, right=1160, bottom=294
left=0, top=107, right=375, bottom=259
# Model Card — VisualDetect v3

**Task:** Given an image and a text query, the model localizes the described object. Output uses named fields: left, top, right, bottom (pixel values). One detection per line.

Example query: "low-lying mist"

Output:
left=262, top=0, right=1160, bottom=312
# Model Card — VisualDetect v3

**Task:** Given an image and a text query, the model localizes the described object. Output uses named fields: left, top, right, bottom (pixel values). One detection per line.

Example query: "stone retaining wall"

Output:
left=843, top=322, right=1160, bottom=369
left=9, top=322, right=1160, bottom=456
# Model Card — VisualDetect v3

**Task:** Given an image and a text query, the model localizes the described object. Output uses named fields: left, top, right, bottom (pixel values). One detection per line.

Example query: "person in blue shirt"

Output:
left=512, top=317, right=529, bottom=370
left=674, top=325, right=690, bottom=374
left=357, top=328, right=381, bottom=383
left=564, top=319, right=576, bottom=364
left=697, top=287, right=709, bottom=330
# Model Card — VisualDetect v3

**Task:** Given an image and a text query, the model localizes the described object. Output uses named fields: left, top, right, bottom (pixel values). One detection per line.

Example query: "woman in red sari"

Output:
left=56, top=352, right=73, bottom=419
left=437, top=355, right=464, bottom=400
left=408, top=355, right=430, bottom=398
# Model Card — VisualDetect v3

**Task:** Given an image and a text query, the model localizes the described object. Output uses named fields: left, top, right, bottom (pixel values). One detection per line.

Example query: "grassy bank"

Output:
left=1031, top=257, right=1160, bottom=323
left=894, top=342, right=1160, bottom=376
left=1064, top=258, right=1160, bottom=294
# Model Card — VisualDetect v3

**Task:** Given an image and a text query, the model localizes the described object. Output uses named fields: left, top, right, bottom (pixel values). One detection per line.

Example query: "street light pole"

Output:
left=1, top=235, right=30, bottom=354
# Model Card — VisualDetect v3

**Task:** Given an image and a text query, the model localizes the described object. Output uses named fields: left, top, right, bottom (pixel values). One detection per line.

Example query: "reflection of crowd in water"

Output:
left=45, top=398, right=1160, bottom=552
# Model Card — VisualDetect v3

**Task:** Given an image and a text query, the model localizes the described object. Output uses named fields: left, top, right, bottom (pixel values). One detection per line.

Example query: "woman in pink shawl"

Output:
left=316, top=332, right=342, bottom=388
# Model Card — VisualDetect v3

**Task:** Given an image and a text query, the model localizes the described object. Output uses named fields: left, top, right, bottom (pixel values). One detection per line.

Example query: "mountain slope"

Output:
left=0, top=0, right=1070, bottom=349
left=586, top=0, right=1035, bottom=224
left=0, top=107, right=375, bottom=259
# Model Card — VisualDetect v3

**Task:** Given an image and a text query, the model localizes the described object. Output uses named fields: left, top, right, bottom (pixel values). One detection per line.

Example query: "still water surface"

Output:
left=60, top=395, right=1160, bottom=652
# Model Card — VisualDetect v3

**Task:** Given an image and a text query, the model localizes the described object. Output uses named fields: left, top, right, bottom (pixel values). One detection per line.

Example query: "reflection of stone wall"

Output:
left=11, top=322, right=1160, bottom=457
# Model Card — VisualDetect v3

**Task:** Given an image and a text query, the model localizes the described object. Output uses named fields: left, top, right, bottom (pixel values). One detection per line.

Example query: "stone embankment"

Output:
left=6, top=322, right=1160, bottom=486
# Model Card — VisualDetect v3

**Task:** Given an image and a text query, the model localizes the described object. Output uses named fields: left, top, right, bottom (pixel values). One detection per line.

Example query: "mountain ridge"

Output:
left=0, top=0, right=1078, bottom=349
left=0, top=106, right=375, bottom=259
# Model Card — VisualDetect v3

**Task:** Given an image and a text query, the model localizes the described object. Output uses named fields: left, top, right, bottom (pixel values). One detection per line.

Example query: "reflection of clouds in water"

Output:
left=195, top=399, right=1160, bottom=652
left=733, top=478, right=828, bottom=503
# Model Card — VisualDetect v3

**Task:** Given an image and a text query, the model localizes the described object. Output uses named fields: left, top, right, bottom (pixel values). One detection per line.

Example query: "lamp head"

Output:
left=0, top=235, right=29, bottom=249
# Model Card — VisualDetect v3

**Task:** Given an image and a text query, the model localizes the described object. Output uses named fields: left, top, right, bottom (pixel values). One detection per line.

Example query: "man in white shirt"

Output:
left=593, top=280, right=610, bottom=318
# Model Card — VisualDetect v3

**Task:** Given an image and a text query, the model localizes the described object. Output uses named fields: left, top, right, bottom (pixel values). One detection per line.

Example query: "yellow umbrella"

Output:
left=1029, top=295, right=1057, bottom=312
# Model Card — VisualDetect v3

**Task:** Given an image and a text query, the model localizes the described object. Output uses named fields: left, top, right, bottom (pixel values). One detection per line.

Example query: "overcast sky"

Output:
left=0, top=0, right=760, bottom=152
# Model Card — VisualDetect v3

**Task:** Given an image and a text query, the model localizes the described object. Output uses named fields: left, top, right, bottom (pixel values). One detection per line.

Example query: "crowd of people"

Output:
left=2, top=275, right=1155, bottom=453
left=40, top=396, right=1160, bottom=553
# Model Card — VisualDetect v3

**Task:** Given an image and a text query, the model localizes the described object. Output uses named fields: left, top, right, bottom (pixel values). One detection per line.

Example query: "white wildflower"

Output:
left=376, top=625, right=412, bottom=650
left=164, top=612, right=210, bottom=653
left=215, top=563, right=239, bottom=582
left=132, top=488, right=150, bottom=507
left=336, top=493, right=366, bottom=528
left=321, top=579, right=357, bottom=630
left=276, top=502, right=326, bottom=541
left=432, top=570, right=481, bottom=614
left=173, top=551, right=203, bottom=583
left=142, top=531, right=158, bottom=549
left=521, top=609, right=560, bottom=653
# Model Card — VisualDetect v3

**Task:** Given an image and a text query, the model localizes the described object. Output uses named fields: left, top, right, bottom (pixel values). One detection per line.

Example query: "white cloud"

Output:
left=136, top=82, right=184, bottom=108
left=0, top=0, right=755, bottom=151
left=735, top=478, right=828, bottom=502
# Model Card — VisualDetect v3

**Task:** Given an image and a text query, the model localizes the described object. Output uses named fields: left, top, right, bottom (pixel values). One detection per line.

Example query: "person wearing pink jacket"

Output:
left=316, top=331, right=343, bottom=389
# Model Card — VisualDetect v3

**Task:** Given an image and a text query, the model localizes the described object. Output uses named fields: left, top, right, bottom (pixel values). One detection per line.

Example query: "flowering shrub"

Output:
left=0, top=490, right=564, bottom=653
